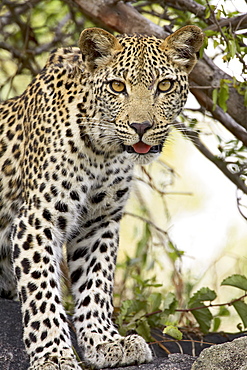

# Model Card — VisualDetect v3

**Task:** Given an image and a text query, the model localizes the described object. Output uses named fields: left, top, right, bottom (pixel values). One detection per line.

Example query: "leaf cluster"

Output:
left=115, top=274, right=247, bottom=342
left=0, top=0, right=86, bottom=99
left=116, top=280, right=177, bottom=341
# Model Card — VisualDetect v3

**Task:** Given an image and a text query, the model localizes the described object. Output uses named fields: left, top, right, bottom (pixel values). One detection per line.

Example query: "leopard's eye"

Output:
left=157, top=79, right=174, bottom=93
left=109, top=80, right=126, bottom=93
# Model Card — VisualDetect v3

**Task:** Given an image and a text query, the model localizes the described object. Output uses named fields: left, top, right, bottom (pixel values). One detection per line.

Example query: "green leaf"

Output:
left=204, top=7, right=211, bottom=19
left=212, top=317, right=221, bottom=332
left=218, top=306, right=230, bottom=317
left=221, top=274, right=247, bottom=291
left=163, top=325, right=183, bottom=340
left=228, top=40, right=236, bottom=58
left=232, top=301, right=247, bottom=328
left=204, top=30, right=217, bottom=37
left=163, top=292, right=177, bottom=314
left=137, top=318, right=151, bottom=341
left=189, top=287, right=217, bottom=305
left=147, top=311, right=169, bottom=329
left=222, top=79, right=232, bottom=84
left=216, top=9, right=222, bottom=20
left=213, top=39, right=220, bottom=48
left=131, top=309, right=146, bottom=322
left=188, top=288, right=216, bottom=333
left=120, top=299, right=133, bottom=316
left=218, top=84, right=229, bottom=112
left=148, top=292, right=162, bottom=312
left=190, top=303, right=213, bottom=333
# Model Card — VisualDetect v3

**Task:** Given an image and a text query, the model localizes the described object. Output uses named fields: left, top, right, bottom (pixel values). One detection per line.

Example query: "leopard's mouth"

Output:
left=124, top=141, right=162, bottom=154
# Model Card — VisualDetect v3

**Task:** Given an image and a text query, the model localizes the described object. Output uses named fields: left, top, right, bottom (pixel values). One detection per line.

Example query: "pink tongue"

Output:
left=132, top=142, right=152, bottom=154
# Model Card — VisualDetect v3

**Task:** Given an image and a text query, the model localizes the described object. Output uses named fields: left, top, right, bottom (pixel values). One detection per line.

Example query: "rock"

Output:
left=0, top=298, right=196, bottom=370
left=0, top=299, right=29, bottom=370
left=104, top=354, right=196, bottom=370
left=191, top=336, right=247, bottom=370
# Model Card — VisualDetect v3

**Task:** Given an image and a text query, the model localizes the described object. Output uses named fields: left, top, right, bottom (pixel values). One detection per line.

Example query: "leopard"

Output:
left=0, top=25, right=203, bottom=369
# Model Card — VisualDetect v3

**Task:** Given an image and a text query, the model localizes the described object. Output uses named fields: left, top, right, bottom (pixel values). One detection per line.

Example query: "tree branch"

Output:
left=73, top=0, right=168, bottom=37
left=190, top=85, right=247, bottom=144
left=162, top=0, right=214, bottom=24
left=124, top=212, right=168, bottom=237
left=189, top=54, right=247, bottom=129
left=205, top=13, right=247, bottom=32
left=0, top=0, right=41, bottom=27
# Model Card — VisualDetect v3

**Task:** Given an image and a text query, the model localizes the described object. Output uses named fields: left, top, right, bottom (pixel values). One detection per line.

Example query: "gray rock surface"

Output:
left=0, top=298, right=196, bottom=370
left=0, top=299, right=29, bottom=370
left=104, top=354, right=196, bottom=370
left=191, top=336, right=247, bottom=370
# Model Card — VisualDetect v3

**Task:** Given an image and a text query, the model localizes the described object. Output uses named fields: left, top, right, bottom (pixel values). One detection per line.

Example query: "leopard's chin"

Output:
left=125, top=150, right=161, bottom=165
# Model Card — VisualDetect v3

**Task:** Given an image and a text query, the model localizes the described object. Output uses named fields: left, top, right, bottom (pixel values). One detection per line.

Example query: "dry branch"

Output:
left=174, top=122, right=247, bottom=194
left=162, top=0, right=214, bottom=24
left=205, top=13, right=247, bottom=32
left=74, top=0, right=168, bottom=37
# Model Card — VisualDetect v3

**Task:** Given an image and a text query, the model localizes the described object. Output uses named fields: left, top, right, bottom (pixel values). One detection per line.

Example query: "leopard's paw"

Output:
left=28, top=355, right=82, bottom=370
left=119, top=334, right=153, bottom=365
left=84, top=334, right=152, bottom=368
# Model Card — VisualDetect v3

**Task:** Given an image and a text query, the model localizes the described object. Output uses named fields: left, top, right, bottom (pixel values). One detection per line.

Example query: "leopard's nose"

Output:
left=130, top=121, right=152, bottom=136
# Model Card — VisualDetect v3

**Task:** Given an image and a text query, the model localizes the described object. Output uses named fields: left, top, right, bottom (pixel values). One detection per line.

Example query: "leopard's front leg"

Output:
left=12, top=209, right=81, bottom=370
left=68, top=218, right=153, bottom=369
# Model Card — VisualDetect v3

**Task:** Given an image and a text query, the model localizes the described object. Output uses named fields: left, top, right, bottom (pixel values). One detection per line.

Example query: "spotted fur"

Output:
left=0, top=26, right=203, bottom=369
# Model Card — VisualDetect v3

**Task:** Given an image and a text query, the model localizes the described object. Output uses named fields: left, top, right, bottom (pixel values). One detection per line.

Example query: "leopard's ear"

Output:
left=79, top=28, right=123, bottom=71
left=160, top=25, right=204, bottom=73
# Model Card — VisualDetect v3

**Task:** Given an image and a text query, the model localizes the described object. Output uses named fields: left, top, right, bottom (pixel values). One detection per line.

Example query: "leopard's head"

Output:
left=79, top=26, right=204, bottom=164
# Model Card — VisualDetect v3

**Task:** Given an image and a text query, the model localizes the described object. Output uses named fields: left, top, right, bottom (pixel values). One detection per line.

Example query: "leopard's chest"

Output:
left=58, top=152, right=133, bottom=240
left=80, top=154, right=134, bottom=211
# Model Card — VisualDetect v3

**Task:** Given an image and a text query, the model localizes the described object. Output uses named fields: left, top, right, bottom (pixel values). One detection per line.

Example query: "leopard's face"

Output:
left=91, top=41, right=189, bottom=164
left=78, top=29, right=203, bottom=164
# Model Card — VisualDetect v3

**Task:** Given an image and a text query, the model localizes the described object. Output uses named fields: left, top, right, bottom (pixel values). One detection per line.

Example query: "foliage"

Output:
left=115, top=273, right=247, bottom=341
left=115, top=282, right=177, bottom=341
left=0, top=0, right=92, bottom=99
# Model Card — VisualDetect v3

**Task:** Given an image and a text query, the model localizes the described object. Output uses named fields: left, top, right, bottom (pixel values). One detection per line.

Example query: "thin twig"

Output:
left=174, top=122, right=247, bottom=195
left=177, top=292, right=247, bottom=312
left=142, top=292, right=247, bottom=319
left=124, top=212, right=168, bottom=237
